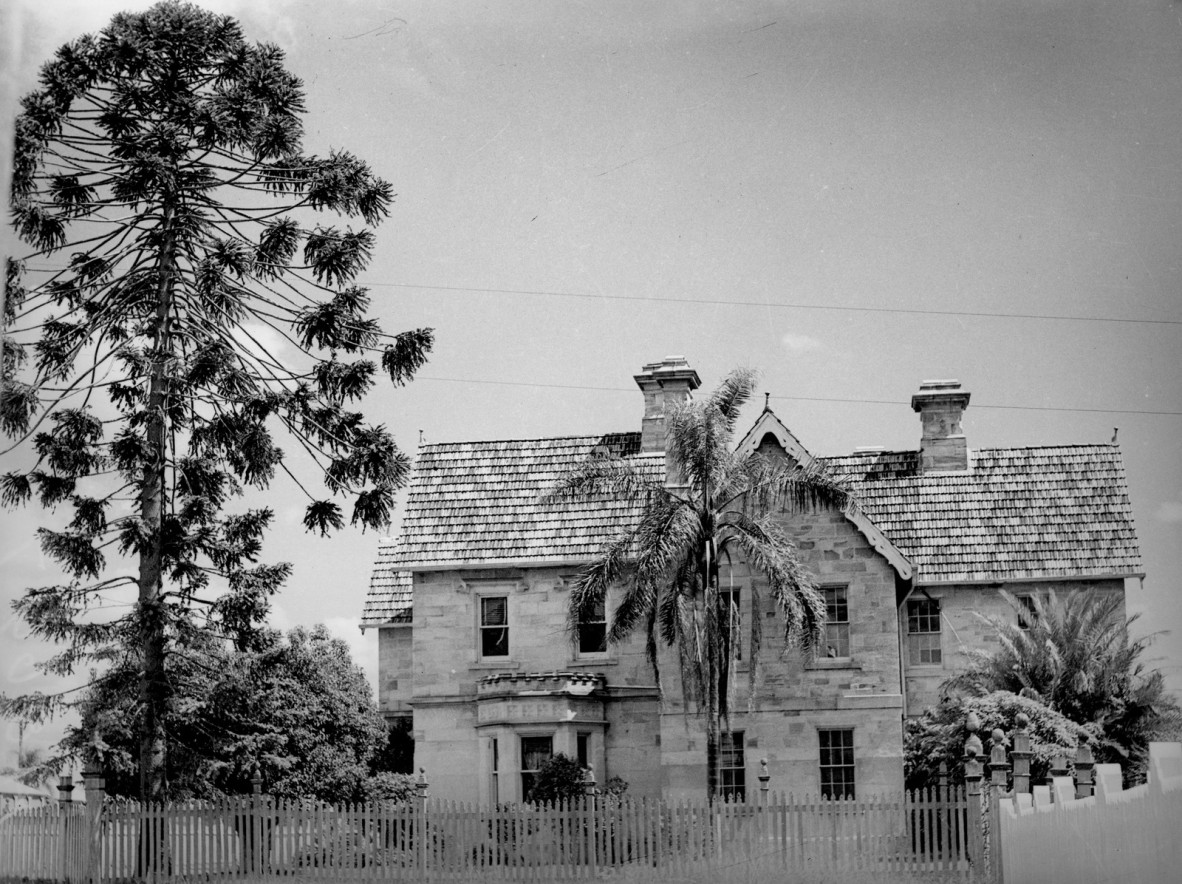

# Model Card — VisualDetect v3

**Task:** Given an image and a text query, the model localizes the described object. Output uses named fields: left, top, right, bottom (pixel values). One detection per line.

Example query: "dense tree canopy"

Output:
left=0, top=1, right=430, bottom=799
left=57, top=625, right=408, bottom=803
left=549, top=368, right=850, bottom=802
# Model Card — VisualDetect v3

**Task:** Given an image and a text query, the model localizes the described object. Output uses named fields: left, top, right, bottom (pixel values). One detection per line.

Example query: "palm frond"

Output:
left=568, top=530, right=632, bottom=638
left=745, top=453, right=852, bottom=516
left=542, top=454, right=661, bottom=504
left=706, top=367, right=759, bottom=433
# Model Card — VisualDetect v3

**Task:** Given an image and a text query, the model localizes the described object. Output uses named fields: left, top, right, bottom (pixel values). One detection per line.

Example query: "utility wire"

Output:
left=372, top=281, right=1182, bottom=327
left=414, top=375, right=1182, bottom=416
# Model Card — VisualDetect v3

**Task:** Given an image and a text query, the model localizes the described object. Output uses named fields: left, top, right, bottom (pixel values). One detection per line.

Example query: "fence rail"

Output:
left=0, top=788, right=979, bottom=882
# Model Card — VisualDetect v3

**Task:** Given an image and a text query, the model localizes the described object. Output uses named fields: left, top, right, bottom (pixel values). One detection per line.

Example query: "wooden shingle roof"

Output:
left=362, top=436, right=1143, bottom=626
left=362, top=433, right=659, bottom=625
left=826, top=444, right=1143, bottom=584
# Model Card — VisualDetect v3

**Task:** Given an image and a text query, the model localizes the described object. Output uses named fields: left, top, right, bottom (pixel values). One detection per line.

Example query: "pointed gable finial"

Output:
left=764, top=392, right=770, bottom=412
left=1111, top=427, right=1119, bottom=444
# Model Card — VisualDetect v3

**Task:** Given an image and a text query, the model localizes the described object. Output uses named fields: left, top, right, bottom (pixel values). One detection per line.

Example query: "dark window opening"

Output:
left=578, top=596, right=607, bottom=654
left=481, top=596, right=509, bottom=657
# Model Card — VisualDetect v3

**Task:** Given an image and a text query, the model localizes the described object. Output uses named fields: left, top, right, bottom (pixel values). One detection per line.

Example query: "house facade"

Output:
left=360, top=357, right=1143, bottom=803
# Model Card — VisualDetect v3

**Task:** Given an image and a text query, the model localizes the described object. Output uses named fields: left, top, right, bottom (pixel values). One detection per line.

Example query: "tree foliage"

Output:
left=54, top=625, right=403, bottom=803
left=549, top=368, right=851, bottom=802
left=905, top=692, right=1093, bottom=791
left=939, top=590, right=1182, bottom=781
left=0, top=1, right=431, bottom=799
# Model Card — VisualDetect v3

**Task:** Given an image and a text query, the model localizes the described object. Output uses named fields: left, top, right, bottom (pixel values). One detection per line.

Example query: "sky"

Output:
left=2, top=0, right=1181, bottom=762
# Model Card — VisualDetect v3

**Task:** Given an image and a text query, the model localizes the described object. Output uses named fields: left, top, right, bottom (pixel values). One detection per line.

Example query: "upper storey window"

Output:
left=577, top=596, right=608, bottom=655
left=480, top=596, right=510, bottom=658
left=907, top=598, right=941, bottom=665
left=822, top=585, right=850, bottom=659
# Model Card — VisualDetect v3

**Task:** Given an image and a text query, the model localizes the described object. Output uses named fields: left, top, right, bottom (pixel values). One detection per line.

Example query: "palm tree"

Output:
left=547, top=368, right=852, bottom=802
left=942, top=589, right=1182, bottom=778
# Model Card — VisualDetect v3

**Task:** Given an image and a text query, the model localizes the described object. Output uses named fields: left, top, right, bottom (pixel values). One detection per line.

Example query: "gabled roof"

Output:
left=362, top=431, right=1144, bottom=626
left=825, top=445, right=1143, bottom=584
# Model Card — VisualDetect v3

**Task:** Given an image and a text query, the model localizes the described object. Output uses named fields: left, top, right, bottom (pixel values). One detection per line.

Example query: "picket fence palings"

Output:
left=0, top=784, right=993, bottom=883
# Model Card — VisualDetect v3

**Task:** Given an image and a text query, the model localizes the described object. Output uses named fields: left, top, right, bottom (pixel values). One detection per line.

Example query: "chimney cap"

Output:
left=911, top=379, right=970, bottom=412
left=634, top=355, right=701, bottom=390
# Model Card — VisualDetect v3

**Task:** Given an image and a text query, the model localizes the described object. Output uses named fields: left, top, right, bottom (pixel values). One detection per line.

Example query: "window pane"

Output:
left=481, top=596, right=507, bottom=626
left=481, top=596, right=509, bottom=657
left=819, top=728, right=855, bottom=799
left=577, top=597, right=607, bottom=654
left=521, top=735, right=553, bottom=801
left=906, top=599, right=941, bottom=665
left=822, top=586, right=850, bottom=658
left=719, top=731, right=746, bottom=801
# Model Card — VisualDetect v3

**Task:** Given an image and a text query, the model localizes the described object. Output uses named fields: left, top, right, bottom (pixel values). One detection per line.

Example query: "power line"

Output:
left=374, top=281, right=1182, bottom=327
left=415, top=375, right=1182, bottom=417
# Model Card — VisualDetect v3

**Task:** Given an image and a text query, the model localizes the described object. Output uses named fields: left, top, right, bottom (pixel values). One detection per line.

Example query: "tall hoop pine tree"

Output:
left=0, top=1, right=432, bottom=800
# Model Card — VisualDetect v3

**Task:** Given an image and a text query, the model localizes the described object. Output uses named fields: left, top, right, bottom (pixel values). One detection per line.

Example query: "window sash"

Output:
left=1018, top=596, right=1037, bottom=630
left=822, top=586, right=850, bottom=658
left=719, top=731, right=746, bottom=801
left=819, top=729, right=855, bottom=800
left=480, top=596, right=509, bottom=657
left=720, top=589, right=741, bottom=660
left=906, top=599, right=941, bottom=665
left=520, top=735, right=553, bottom=800
left=577, top=597, right=607, bottom=654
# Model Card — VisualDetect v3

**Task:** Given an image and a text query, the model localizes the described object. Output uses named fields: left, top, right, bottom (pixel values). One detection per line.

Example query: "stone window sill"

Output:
left=566, top=658, right=618, bottom=667
left=469, top=660, right=521, bottom=671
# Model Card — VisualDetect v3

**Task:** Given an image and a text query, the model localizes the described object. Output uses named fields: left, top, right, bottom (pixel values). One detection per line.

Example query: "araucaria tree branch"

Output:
left=1, top=1, right=432, bottom=800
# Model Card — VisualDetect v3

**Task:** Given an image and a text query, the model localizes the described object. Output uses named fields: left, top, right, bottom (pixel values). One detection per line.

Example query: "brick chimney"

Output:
left=911, top=380, right=971, bottom=473
left=634, top=356, right=700, bottom=461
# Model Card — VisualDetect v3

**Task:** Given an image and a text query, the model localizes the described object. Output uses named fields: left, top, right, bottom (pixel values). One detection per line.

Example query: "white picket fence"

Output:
left=998, top=741, right=1182, bottom=884
left=0, top=787, right=980, bottom=882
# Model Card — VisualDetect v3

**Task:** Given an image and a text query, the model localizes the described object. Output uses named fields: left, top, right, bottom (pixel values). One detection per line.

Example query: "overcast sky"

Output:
left=3, top=0, right=1181, bottom=761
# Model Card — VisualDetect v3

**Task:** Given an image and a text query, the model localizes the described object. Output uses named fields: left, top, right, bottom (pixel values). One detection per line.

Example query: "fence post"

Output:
left=1074, top=744, right=1095, bottom=799
left=963, top=712, right=985, bottom=873
left=250, top=767, right=263, bottom=875
left=57, top=774, right=74, bottom=883
left=1047, top=753, right=1067, bottom=791
left=415, top=768, right=429, bottom=875
left=1010, top=713, right=1031, bottom=795
left=758, top=759, right=770, bottom=803
left=82, top=767, right=105, bottom=884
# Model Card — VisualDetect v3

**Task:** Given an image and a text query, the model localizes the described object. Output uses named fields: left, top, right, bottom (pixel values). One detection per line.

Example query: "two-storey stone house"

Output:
left=360, top=357, right=1143, bottom=803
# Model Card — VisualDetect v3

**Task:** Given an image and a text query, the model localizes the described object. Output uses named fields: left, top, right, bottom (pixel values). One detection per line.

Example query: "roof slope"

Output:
left=826, top=445, right=1143, bottom=583
left=362, top=437, right=1144, bottom=626
left=362, top=433, right=658, bottom=625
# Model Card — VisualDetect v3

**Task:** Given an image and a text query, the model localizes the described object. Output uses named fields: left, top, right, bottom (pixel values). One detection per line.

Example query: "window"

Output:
left=720, top=588, right=741, bottom=660
left=822, top=586, right=850, bottom=658
left=907, top=598, right=942, bottom=665
left=491, top=738, right=500, bottom=804
left=819, top=729, right=855, bottom=799
left=577, top=596, right=607, bottom=655
left=1018, top=595, right=1037, bottom=630
left=480, top=596, right=509, bottom=658
left=719, top=731, right=746, bottom=802
left=576, top=732, right=591, bottom=770
left=520, top=735, right=552, bottom=801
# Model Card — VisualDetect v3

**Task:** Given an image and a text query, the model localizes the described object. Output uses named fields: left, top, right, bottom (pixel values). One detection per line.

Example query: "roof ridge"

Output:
left=416, top=431, right=642, bottom=449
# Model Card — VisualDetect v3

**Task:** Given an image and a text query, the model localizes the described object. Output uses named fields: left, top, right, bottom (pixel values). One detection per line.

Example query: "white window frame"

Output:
left=818, top=727, right=856, bottom=800
left=907, top=597, right=942, bottom=666
left=821, top=584, right=850, bottom=659
left=576, top=593, right=609, bottom=658
left=478, top=593, right=511, bottom=660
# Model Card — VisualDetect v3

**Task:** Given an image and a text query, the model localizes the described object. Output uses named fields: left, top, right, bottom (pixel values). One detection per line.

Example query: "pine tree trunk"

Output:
left=137, top=207, right=175, bottom=803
